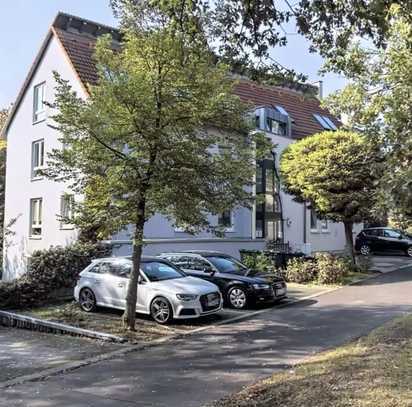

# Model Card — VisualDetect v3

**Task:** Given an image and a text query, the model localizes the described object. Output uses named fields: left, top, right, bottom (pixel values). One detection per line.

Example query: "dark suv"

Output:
left=355, top=227, right=412, bottom=257
left=159, top=251, right=287, bottom=309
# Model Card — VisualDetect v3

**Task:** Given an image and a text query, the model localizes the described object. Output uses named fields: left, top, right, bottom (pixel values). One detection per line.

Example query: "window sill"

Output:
left=29, top=235, right=42, bottom=240
left=60, top=225, right=75, bottom=231
left=321, top=229, right=330, bottom=234
left=31, top=176, right=44, bottom=182
left=310, top=229, right=320, bottom=234
left=32, top=118, right=46, bottom=125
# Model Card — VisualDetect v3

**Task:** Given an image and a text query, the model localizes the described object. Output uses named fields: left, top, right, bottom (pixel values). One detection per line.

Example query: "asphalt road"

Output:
left=2, top=265, right=412, bottom=407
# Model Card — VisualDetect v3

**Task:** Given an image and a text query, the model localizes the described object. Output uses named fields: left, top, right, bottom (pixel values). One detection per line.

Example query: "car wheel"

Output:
left=406, top=247, right=412, bottom=257
left=79, top=288, right=97, bottom=312
left=228, top=286, right=248, bottom=309
left=150, top=296, right=173, bottom=324
left=360, top=244, right=371, bottom=256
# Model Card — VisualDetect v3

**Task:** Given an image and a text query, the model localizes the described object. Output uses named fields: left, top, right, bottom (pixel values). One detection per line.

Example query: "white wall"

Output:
left=3, top=34, right=86, bottom=280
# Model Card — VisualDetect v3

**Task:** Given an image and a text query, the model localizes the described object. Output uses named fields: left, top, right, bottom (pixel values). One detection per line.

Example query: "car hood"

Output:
left=213, top=271, right=284, bottom=284
left=245, top=269, right=285, bottom=283
left=150, top=276, right=218, bottom=295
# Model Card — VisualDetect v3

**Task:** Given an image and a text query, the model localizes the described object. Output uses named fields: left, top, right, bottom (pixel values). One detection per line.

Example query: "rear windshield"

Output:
left=141, top=261, right=186, bottom=282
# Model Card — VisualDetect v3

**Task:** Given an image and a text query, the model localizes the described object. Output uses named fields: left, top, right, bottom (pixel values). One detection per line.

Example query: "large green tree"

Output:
left=46, top=15, right=269, bottom=329
left=111, top=0, right=412, bottom=86
left=324, top=8, right=412, bottom=227
left=280, top=130, right=383, bottom=264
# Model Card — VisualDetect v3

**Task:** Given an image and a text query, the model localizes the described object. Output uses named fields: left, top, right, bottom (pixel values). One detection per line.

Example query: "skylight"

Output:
left=275, top=105, right=289, bottom=116
left=313, top=114, right=337, bottom=130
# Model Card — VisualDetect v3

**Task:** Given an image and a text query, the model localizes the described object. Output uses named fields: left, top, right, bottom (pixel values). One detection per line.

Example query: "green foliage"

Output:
left=0, top=242, right=110, bottom=309
left=285, top=253, right=363, bottom=285
left=280, top=130, right=383, bottom=264
left=324, top=10, right=412, bottom=225
left=284, top=257, right=317, bottom=284
left=315, top=253, right=348, bottom=285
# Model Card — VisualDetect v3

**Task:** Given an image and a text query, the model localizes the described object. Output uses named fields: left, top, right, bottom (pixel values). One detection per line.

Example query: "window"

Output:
left=320, top=219, right=329, bottom=231
left=313, top=114, right=337, bottom=131
left=60, top=194, right=74, bottom=228
left=310, top=208, right=318, bottom=230
left=275, top=105, right=289, bottom=116
left=108, top=260, right=132, bottom=278
left=218, top=210, right=232, bottom=229
left=30, top=198, right=43, bottom=237
left=33, top=82, right=46, bottom=123
left=141, top=261, right=186, bottom=281
left=31, top=140, right=44, bottom=179
left=383, top=229, right=402, bottom=238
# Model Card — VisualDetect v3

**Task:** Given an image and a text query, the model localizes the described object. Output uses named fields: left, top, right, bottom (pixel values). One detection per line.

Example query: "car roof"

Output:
left=160, top=250, right=231, bottom=257
left=91, top=256, right=166, bottom=263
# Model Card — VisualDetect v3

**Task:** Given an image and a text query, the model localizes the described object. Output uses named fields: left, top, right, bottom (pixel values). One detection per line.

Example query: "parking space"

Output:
left=369, top=254, right=412, bottom=273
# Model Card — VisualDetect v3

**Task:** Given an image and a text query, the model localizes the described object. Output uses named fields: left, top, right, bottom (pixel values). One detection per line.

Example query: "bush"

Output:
left=0, top=242, right=111, bottom=309
left=315, top=253, right=349, bottom=285
left=284, top=257, right=317, bottom=283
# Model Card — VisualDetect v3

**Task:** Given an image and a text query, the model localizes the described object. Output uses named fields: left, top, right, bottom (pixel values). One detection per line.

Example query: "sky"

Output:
left=0, top=0, right=347, bottom=109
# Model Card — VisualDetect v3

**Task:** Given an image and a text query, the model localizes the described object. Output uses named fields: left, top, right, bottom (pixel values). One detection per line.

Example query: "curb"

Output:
left=1, top=265, right=409, bottom=389
left=0, top=311, right=127, bottom=343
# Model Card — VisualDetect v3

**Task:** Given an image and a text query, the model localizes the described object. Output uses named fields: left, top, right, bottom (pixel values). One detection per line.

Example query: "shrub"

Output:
left=284, top=257, right=317, bottom=283
left=315, top=253, right=349, bottom=285
left=0, top=242, right=111, bottom=309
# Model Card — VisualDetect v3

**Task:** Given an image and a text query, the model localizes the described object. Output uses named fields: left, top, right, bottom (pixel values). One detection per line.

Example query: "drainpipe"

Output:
left=303, top=202, right=307, bottom=244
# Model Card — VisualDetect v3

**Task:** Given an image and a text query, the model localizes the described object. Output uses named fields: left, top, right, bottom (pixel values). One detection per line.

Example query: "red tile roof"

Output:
left=1, top=12, right=339, bottom=139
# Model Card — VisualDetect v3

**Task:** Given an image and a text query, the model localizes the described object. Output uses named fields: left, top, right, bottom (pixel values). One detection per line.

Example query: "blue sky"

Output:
left=0, top=1, right=346, bottom=109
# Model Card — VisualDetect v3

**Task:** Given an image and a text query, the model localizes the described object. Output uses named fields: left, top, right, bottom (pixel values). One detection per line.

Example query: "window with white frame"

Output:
left=33, top=82, right=46, bottom=123
left=310, top=208, right=318, bottom=231
left=218, top=210, right=233, bottom=230
left=31, top=139, right=44, bottom=178
left=320, top=219, right=329, bottom=231
left=60, top=194, right=74, bottom=228
left=30, top=198, right=43, bottom=237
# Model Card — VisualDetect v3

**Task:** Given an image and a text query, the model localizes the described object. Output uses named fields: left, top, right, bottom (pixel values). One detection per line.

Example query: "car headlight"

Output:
left=252, top=283, right=271, bottom=290
left=176, top=294, right=198, bottom=301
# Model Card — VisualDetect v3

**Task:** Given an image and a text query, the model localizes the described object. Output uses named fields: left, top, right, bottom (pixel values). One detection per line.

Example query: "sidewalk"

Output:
left=2, top=266, right=412, bottom=407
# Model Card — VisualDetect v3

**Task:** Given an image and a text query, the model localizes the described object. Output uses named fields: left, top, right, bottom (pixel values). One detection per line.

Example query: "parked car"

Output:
left=355, top=227, right=412, bottom=257
left=74, top=256, right=223, bottom=324
left=159, top=251, right=287, bottom=310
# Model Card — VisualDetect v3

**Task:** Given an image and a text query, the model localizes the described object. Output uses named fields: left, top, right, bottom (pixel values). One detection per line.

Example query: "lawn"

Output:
left=212, top=313, right=412, bottom=407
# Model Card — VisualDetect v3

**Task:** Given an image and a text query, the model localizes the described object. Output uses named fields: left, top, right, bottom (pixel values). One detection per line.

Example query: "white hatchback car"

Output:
left=74, top=256, right=223, bottom=324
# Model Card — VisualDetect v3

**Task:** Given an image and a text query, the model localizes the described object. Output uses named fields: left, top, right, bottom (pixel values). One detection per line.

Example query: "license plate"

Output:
left=276, top=288, right=286, bottom=296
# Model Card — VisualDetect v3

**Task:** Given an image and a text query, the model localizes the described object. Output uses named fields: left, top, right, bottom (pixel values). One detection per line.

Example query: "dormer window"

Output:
left=255, top=107, right=289, bottom=137
left=33, top=82, right=46, bottom=123
left=313, top=114, right=337, bottom=130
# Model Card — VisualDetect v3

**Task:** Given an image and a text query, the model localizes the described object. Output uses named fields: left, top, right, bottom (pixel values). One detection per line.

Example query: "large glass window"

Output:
left=60, top=194, right=74, bottom=229
left=33, top=83, right=46, bottom=123
left=255, top=159, right=283, bottom=241
left=218, top=210, right=232, bottom=229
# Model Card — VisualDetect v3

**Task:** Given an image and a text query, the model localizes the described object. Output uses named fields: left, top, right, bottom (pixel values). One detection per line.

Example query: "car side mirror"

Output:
left=138, top=275, right=145, bottom=284
left=202, top=266, right=214, bottom=274
left=398, top=235, right=403, bottom=240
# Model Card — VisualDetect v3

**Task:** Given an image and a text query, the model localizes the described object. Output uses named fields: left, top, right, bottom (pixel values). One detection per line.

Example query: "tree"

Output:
left=45, top=15, right=270, bottom=330
left=280, top=130, right=383, bottom=264
left=324, top=8, right=412, bottom=227
left=111, top=0, right=412, bottom=84
left=0, top=109, right=8, bottom=277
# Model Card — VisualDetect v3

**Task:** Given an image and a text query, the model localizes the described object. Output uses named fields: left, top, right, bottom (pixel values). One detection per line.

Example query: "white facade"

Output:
left=2, top=35, right=85, bottom=280
left=2, top=19, right=355, bottom=281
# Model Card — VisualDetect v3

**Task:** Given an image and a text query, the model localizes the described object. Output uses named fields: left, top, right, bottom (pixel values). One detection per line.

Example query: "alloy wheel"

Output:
left=79, top=288, right=96, bottom=312
left=151, top=297, right=172, bottom=324
left=229, top=287, right=247, bottom=309
left=360, top=245, right=371, bottom=256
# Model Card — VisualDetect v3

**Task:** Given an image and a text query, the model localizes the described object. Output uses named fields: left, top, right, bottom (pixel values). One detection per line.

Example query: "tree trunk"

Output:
left=344, top=221, right=356, bottom=266
left=123, top=203, right=146, bottom=331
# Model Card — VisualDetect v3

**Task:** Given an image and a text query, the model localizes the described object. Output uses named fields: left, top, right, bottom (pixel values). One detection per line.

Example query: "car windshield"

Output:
left=141, top=261, right=186, bottom=282
left=206, top=256, right=248, bottom=275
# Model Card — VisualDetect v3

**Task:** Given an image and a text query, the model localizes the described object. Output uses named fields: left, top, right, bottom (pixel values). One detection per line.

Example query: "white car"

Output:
left=74, top=256, right=223, bottom=324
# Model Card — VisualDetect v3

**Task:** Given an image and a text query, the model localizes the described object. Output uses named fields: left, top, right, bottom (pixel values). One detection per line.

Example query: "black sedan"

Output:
left=159, top=251, right=287, bottom=309
left=355, top=227, right=412, bottom=257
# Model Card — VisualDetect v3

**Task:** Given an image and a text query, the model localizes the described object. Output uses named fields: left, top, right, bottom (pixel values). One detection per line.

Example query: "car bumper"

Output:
left=253, top=285, right=287, bottom=303
left=173, top=293, right=223, bottom=319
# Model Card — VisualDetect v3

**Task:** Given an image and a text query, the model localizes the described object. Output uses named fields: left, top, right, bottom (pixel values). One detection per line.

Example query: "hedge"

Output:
left=0, top=242, right=111, bottom=309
